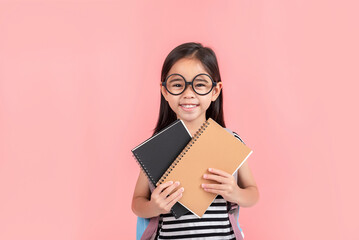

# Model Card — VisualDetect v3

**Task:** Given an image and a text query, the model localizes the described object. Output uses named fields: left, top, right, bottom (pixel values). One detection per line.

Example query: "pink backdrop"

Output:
left=1, top=1, right=358, bottom=239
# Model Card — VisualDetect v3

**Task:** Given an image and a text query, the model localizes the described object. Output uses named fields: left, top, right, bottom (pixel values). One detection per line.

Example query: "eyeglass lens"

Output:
left=166, top=74, right=213, bottom=95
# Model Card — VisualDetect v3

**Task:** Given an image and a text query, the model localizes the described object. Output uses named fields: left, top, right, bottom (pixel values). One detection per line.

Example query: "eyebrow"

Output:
left=168, top=78, right=183, bottom=83
left=193, top=78, right=209, bottom=82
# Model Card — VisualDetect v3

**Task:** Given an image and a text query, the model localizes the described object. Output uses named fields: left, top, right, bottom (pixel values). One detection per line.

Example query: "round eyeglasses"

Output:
left=162, top=73, right=217, bottom=96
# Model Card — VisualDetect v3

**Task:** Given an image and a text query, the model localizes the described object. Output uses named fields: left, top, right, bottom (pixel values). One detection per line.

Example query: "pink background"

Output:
left=0, top=1, right=358, bottom=239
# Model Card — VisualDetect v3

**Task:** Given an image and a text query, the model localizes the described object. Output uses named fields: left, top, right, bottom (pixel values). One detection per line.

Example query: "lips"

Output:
left=179, top=104, right=199, bottom=111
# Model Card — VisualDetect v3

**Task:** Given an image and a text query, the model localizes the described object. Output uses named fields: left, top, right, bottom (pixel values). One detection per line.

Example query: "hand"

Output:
left=150, top=181, right=184, bottom=215
left=201, top=168, right=242, bottom=203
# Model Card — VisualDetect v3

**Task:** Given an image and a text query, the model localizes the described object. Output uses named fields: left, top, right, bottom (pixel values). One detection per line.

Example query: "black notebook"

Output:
left=131, top=119, right=192, bottom=218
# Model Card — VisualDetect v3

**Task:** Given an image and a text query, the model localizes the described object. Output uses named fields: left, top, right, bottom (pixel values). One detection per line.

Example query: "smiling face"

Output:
left=160, top=57, right=222, bottom=127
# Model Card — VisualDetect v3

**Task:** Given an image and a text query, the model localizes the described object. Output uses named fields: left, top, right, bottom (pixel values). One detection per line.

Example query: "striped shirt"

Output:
left=156, top=195, right=236, bottom=239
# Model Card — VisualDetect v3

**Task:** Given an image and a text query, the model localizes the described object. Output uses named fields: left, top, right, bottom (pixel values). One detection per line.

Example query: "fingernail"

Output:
left=180, top=187, right=184, bottom=192
left=169, top=181, right=173, bottom=184
left=209, top=168, right=212, bottom=171
left=203, top=174, right=207, bottom=178
left=201, top=184, right=206, bottom=188
left=175, top=181, right=180, bottom=185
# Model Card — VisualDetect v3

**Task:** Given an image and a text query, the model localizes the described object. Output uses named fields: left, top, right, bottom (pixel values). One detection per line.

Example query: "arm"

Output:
left=201, top=160, right=260, bottom=208
left=131, top=170, right=184, bottom=218
left=235, top=160, right=260, bottom=207
left=131, top=171, right=158, bottom=218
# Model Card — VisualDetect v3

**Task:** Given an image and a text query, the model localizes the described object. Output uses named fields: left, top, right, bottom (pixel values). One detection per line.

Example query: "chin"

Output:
left=179, top=114, right=204, bottom=122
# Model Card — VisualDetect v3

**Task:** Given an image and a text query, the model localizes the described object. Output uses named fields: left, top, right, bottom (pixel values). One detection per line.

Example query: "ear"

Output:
left=160, top=83, right=169, bottom=102
left=211, top=82, right=223, bottom=102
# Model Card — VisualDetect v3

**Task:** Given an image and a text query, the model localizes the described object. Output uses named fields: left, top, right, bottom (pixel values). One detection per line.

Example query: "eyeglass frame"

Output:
left=161, top=73, right=217, bottom=96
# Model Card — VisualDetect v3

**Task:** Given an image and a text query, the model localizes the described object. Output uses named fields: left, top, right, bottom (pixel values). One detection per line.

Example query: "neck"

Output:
left=180, top=116, right=207, bottom=137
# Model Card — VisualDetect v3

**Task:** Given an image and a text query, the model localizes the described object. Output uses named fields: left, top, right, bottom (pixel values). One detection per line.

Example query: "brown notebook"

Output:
left=156, top=118, right=253, bottom=218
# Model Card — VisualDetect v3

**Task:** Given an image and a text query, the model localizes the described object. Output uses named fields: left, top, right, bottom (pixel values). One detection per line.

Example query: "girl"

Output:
left=132, top=42, right=259, bottom=239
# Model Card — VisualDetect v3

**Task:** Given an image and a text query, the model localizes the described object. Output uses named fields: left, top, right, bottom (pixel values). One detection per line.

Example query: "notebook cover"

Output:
left=156, top=118, right=253, bottom=218
left=131, top=119, right=192, bottom=218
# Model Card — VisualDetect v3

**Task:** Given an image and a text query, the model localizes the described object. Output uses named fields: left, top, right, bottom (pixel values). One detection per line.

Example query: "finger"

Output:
left=203, top=173, right=228, bottom=184
left=165, top=187, right=184, bottom=204
left=160, top=181, right=180, bottom=198
left=153, top=181, right=174, bottom=195
left=166, top=188, right=184, bottom=208
left=208, top=168, right=232, bottom=178
left=201, top=183, right=226, bottom=190
left=203, top=187, right=225, bottom=195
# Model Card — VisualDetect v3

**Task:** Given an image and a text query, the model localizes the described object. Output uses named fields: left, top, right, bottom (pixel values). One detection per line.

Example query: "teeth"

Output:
left=181, top=105, right=197, bottom=108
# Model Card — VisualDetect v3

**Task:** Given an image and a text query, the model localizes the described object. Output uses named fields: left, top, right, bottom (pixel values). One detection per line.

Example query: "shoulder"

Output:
left=224, top=127, right=246, bottom=145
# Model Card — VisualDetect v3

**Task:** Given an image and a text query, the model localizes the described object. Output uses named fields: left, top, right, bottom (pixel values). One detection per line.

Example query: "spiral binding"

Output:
left=132, top=151, right=156, bottom=186
left=158, top=119, right=211, bottom=185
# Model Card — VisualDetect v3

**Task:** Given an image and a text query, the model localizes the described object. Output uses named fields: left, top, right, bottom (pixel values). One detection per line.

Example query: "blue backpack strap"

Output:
left=138, top=216, right=160, bottom=240
left=136, top=217, right=150, bottom=240
left=136, top=181, right=159, bottom=240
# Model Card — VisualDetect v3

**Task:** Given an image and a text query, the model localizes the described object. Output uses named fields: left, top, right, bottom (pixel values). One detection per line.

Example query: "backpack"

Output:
left=136, top=128, right=246, bottom=240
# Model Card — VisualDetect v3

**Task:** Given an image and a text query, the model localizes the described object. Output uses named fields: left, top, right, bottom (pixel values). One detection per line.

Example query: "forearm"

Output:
left=233, top=186, right=259, bottom=207
left=132, top=196, right=159, bottom=218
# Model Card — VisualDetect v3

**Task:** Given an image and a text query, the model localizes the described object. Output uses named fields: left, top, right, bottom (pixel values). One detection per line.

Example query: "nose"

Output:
left=182, top=82, right=196, bottom=97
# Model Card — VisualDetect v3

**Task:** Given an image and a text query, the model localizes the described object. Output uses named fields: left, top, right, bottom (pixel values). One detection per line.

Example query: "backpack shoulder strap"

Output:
left=223, top=127, right=246, bottom=183
left=224, top=127, right=245, bottom=239
left=136, top=180, right=159, bottom=240
left=137, top=216, right=159, bottom=240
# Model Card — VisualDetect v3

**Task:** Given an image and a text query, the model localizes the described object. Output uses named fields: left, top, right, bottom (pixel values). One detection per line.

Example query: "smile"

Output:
left=180, top=104, right=199, bottom=111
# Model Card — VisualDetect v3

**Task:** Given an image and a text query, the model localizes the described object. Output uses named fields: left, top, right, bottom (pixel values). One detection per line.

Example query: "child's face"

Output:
left=160, top=58, right=222, bottom=124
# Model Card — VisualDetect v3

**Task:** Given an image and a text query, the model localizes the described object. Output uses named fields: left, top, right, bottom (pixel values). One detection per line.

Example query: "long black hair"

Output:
left=153, top=42, right=226, bottom=135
